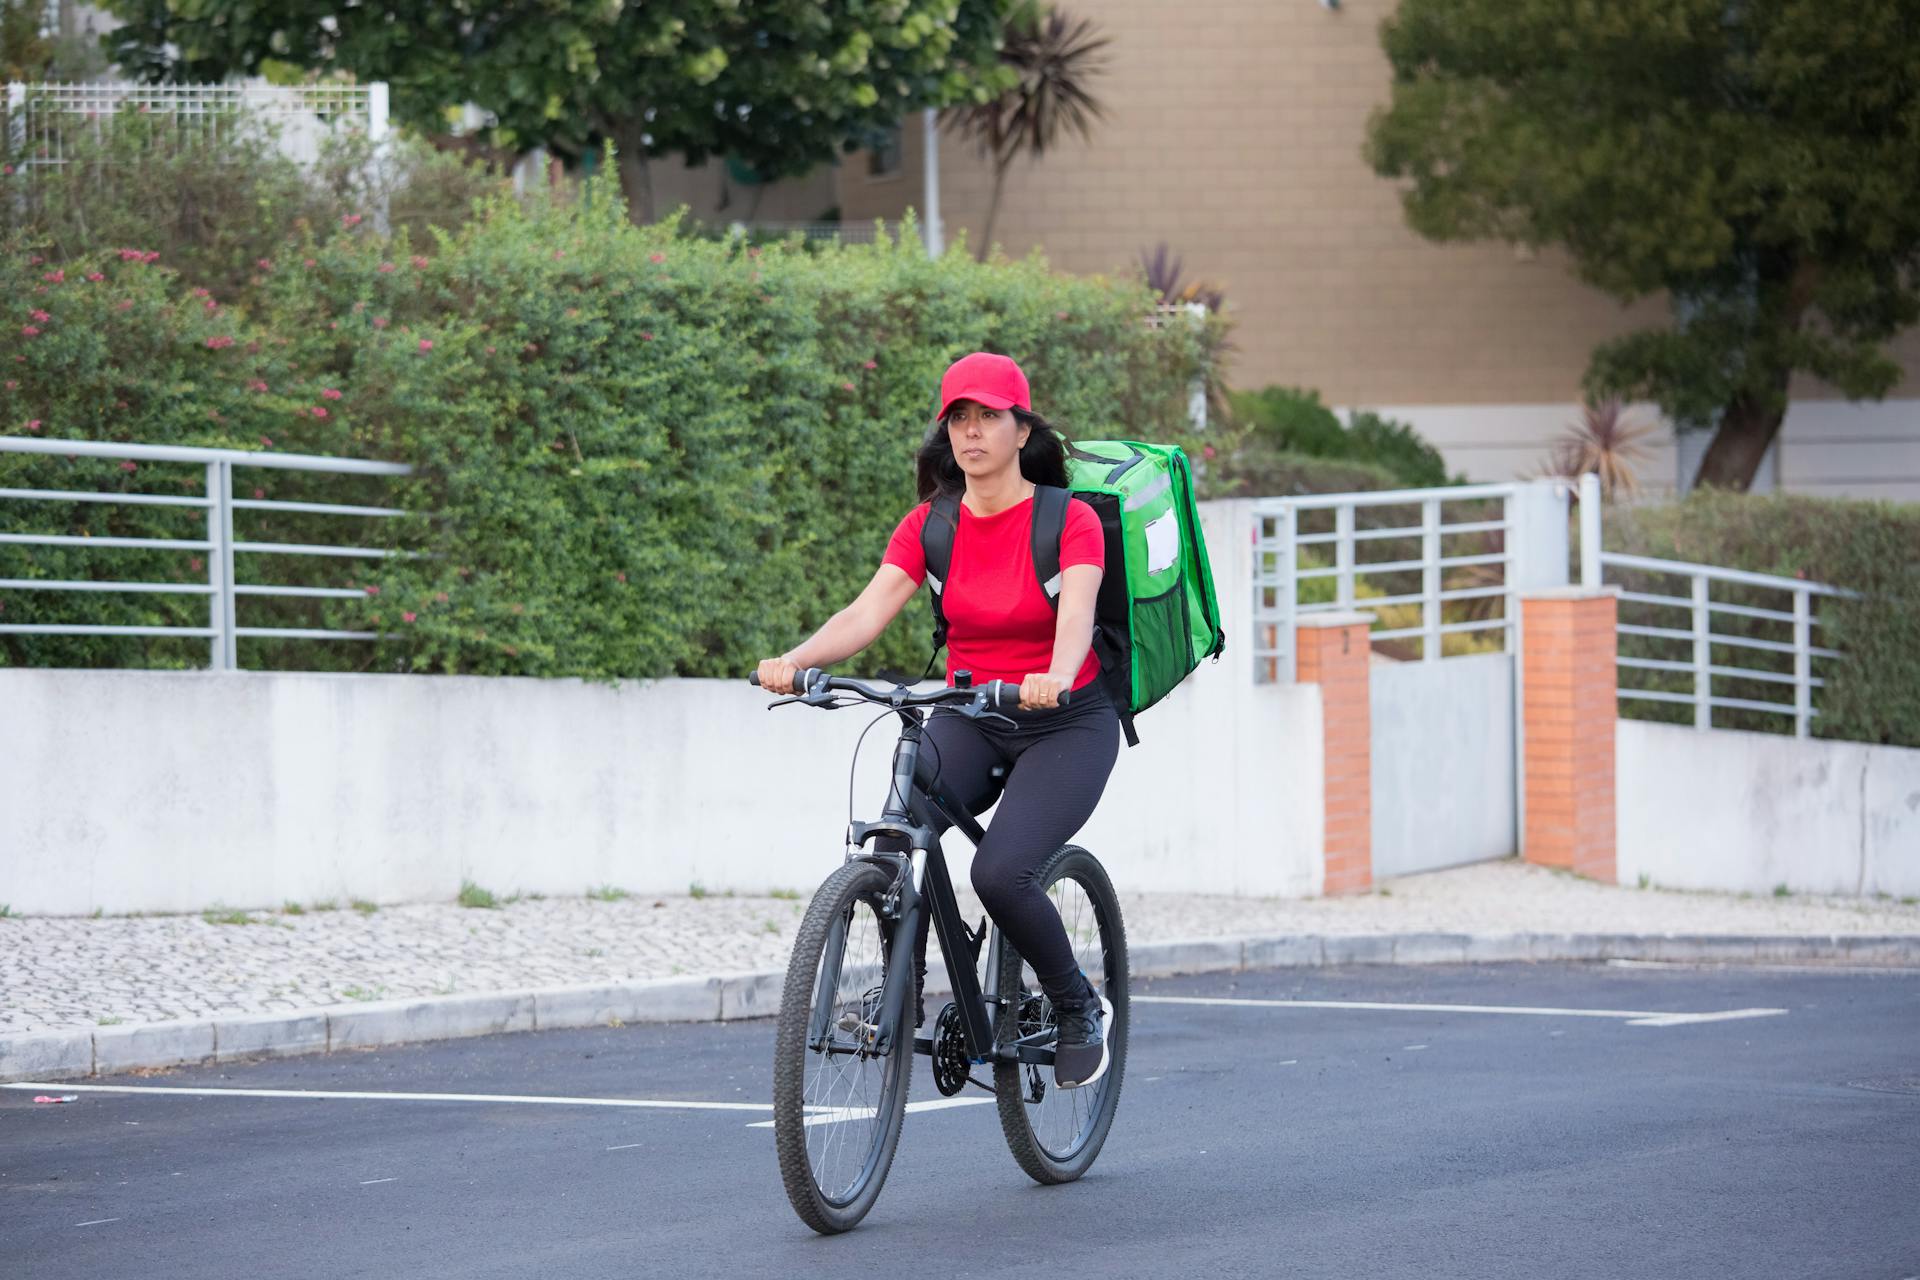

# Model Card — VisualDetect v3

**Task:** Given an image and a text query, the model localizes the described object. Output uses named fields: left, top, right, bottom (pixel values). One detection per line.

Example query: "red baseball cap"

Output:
left=937, top=352, right=1031, bottom=420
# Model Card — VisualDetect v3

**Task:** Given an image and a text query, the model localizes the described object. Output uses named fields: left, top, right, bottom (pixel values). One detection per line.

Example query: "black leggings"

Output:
left=910, top=682, right=1120, bottom=1000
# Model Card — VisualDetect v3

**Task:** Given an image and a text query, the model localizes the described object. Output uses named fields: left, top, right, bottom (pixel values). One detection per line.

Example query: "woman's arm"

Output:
left=1022, top=562, right=1102, bottom=708
left=758, top=564, right=920, bottom=693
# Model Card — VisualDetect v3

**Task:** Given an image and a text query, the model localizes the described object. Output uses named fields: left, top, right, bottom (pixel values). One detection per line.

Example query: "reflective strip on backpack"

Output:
left=927, top=572, right=943, bottom=595
left=1123, top=473, right=1172, bottom=512
left=1041, top=572, right=1061, bottom=600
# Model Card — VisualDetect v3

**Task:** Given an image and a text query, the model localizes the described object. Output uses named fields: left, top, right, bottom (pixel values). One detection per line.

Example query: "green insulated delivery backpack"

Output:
left=922, top=439, right=1225, bottom=745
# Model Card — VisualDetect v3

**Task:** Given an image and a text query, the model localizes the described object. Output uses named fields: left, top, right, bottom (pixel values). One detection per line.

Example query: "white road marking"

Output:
left=1134, top=995, right=1787, bottom=1027
left=359, top=1178, right=396, bottom=1185
left=1607, top=959, right=1920, bottom=976
left=1404, top=1045, right=1429, bottom=1051
left=745, top=1096, right=994, bottom=1129
left=1279, top=1060, right=1298, bottom=1066
left=2, top=1082, right=775, bottom=1112
left=75, top=1219, right=120, bottom=1228
left=605, top=1143, right=644, bottom=1151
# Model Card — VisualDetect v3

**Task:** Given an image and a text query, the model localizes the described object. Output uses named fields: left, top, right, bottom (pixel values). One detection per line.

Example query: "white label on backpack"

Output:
left=1144, top=510, right=1180, bottom=575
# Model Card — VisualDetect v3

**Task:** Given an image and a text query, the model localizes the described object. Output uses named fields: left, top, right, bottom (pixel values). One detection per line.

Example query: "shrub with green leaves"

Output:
left=2, top=189, right=1213, bottom=680
left=1224, top=385, right=1450, bottom=490
left=1606, top=492, right=1920, bottom=747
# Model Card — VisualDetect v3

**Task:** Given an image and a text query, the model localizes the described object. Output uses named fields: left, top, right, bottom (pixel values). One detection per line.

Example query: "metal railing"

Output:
left=1251, top=482, right=1523, bottom=683
left=5, top=80, right=389, bottom=172
left=1576, top=472, right=1855, bottom=738
left=0, top=437, right=411, bottom=670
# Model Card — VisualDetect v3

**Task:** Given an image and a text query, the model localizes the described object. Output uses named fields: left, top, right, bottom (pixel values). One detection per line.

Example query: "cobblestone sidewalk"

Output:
left=4, top=860, right=1917, bottom=1037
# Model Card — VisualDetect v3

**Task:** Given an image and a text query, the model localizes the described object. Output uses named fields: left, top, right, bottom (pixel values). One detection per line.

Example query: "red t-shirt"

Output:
left=884, top=494, right=1105, bottom=690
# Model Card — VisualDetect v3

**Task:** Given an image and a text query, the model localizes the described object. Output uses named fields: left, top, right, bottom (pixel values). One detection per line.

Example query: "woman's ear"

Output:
left=1017, top=425, right=1031, bottom=450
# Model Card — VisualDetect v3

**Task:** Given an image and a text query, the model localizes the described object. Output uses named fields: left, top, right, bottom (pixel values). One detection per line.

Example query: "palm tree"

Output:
left=944, top=6, right=1110, bottom=262
left=1541, top=397, right=1659, bottom=500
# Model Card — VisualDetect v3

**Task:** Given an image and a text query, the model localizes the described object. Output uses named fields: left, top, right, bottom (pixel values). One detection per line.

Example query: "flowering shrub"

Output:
left=1, top=192, right=1214, bottom=678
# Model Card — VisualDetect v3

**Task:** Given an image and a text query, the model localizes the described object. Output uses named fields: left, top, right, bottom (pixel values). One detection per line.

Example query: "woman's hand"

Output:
left=1019, top=672, right=1066, bottom=710
left=757, top=656, right=801, bottom=695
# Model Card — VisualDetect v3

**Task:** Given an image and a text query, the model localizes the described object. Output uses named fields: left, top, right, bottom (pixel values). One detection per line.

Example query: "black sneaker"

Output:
left=1052, top=979, right=1112, bottom=1090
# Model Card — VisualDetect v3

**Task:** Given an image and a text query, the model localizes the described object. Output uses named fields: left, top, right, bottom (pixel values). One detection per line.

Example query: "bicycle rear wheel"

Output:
left=993, top=843, right=1129, bottom=1184
left=772, top=860, right=912, bottom=1234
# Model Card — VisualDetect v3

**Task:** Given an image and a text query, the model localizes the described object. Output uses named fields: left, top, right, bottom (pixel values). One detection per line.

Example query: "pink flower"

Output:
left=117, top=248, right=141, bottom=261
left=191, top=288, right=210, bottom=298
left=418, top=339, right=433, bottom=352
left=20, top=326, right=39, bottom=337
left=862, top=360, right=877, bottom=370
left=43, top=270, right=64, bottom=283
left=204, top=300, right=220, bottom=313
left=253, top=487, right=265, bottom=498
left=142, top=251, right=159, bottom=264
left=28, top=255, right=42, bottom=264
left=85, top=272, right=103, bottom=282
left=364, top=585, right=380, bottom=596
left=372, top=317, right=389, bottom=330
left=311, top=406, right=329, bottom=419
left=120, top=461, right=137, bottom=473
left=351, top=300, right=366, bottom=313
left=321, top=388, right=342, bottom=400
left=303, top=258, right=317, bottom=268
left=342, top=214, right=363, bottom=228
left=257, top=258, right=272, bottom=271
left=552, top=249, right=565, bottom=260
left=649, top=253, right=666, bottom=264
left=402, top=611, right=417, bottom=623
left=411, top=256, right=429, bottom=269
left=640, top=332, right=654, bottom=342
left=30, top=309, right=49, bottom=322
left=484, top=345, right=496, bottom=355
left=841, top=381, right=855, bottom=392
left=117, top=300, right=134, bottom=311
left=328, top=321, right=339, bottom=330
left=204, top=336, right=234, bottom=349
left=615, top=572, right=627, bottom=584
left=25, top=419, right=41, bottom=432
left=1202, top=445, right=1216, bottom=459
left=189, top=556, right=204, bottom=572
left=378, top=262, right=395, bottom=274
left=249, top=379, right=269, bottom=393
left=3, top=380, right=15, bottom=390
left=2, top=164, right=10, bottom=176
left=258, top=437, right=273, bottom=449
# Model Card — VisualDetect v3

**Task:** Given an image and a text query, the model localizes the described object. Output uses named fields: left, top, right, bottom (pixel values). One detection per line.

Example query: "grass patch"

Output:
left=762, top=919, right=781, bottom=935
left=588, top=885, right=631, bottom=902
left=350, top=899, right=378, bottom=915
left=1637, top=873, right=1651, bottom=889
left=282, top=900, right=306, bottom=916
left=90, top=906, right=103, bottom=919
left=688, top=881, right=708, bottom=900
left=1773, top=883, right=1792, bottom=898
left=340, top=984, right=386, bottom=1002
left=311, top=898, right=339, bottom=912
left=584, top=947, right=606, bottom=958
left=202, top=904, right=255, bottom=926
left=97, top=1015, right=124, bottom=1026
left=768, top=888, right=801, bottom=901
left=458, top=880, right=500, bottom=910
left=0, top=904, right=14, bottom=919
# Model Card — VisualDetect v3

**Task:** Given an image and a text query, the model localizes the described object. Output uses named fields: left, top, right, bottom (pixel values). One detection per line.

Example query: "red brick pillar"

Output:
left=1296, top=613, right=1373, bottom=896
left=1521, top=588, right=1617, bottom=883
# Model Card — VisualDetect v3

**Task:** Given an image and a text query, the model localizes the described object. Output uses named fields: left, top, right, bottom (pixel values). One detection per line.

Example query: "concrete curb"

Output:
left=5, top=931, right=1916, bottom=1084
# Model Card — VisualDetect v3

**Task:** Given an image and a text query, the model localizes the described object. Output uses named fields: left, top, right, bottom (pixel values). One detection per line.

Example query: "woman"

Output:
left=756, top=351, right=1119, bottom=1089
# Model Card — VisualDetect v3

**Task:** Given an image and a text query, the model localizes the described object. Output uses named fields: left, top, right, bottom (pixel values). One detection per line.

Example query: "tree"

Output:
left=1, top=0, right=55, bottom=82
left=101, top=0, right=1018, bottom=226
left=944, top=5, right=1108, bottom=262
left=1366, top=0, right=1920, bottom=491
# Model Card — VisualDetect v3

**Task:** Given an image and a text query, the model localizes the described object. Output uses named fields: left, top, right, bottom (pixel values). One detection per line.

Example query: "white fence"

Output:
left=5, top=80, right=388, bottom=171
left=1576, top=473, right=1855, bottom=738
left=0, top=437, right=412, bottom=669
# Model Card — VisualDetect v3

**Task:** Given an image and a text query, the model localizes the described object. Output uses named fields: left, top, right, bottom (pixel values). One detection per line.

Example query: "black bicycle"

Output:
left=751, top=668, right=1129, bottom=1234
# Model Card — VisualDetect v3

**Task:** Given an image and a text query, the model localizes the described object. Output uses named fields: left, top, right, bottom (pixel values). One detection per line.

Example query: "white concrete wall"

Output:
left=1617, top=720, right=1920, bottom=897
left=0, top=501, right=1325, bottom=915
left=1369, top=652, right=1516, bottom=878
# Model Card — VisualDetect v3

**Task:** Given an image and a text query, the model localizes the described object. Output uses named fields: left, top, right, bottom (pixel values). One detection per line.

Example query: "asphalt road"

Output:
left=4, top=962, right=1917, bottom=1280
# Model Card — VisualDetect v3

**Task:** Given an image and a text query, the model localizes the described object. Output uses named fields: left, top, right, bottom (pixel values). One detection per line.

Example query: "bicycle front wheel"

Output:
left=772, top=860, right=912, bottom=1234
left=993, top=843, right=1129, bottom=1185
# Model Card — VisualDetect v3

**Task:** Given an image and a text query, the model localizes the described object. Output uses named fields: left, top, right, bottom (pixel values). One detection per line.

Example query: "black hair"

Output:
left=915, top=405, right=1070, bottom=501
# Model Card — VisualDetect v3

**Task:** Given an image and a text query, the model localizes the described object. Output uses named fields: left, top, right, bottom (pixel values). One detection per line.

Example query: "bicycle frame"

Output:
left=808, top=704, right=1054, bottom=1071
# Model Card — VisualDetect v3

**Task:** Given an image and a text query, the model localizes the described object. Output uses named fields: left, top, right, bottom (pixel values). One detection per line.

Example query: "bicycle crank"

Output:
left=930, top=1002, right=970, bottom=1097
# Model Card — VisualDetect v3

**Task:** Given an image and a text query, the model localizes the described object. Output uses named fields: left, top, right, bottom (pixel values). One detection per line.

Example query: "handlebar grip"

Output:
left=982, top=681, right=1072, bottom=710
left=750, top=667, right=823, bottom=694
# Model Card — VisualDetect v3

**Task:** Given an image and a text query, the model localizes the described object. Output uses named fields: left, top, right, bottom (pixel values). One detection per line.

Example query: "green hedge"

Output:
left=1606, top=492, right=1920, bottom=747
left=1225, top=385, right=1451, bottom=488
left=2, top=191, right=1214, bottom=680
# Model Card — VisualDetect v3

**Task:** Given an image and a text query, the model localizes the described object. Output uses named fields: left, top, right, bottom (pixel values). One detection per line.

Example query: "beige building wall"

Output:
left=839, top=0, right=1920, bottom=500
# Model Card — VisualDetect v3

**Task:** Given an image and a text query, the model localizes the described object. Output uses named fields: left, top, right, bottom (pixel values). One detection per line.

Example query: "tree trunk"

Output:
left=1693, top=385, right=1787, bottom=491
left=608, top=120, right=654, bottom=226
left=975, top=160, right=1010, bottom=263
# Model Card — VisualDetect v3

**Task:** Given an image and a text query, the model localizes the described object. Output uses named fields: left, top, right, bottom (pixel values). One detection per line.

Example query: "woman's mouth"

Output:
left=962, top=448, right=986, bottom=459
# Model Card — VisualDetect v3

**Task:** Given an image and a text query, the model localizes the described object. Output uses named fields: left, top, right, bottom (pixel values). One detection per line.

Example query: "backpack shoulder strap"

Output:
left=1030, top=484, right=1070, bottom=609
left=921, top=494, right=961, bottom=649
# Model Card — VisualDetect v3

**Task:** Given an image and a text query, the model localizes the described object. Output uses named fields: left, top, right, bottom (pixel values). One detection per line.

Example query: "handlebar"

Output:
left=749, top=669, right=1068, bottom=711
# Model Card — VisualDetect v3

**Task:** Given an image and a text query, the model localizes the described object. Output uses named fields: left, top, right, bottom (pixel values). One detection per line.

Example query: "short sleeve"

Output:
left=882, top=503, right=931, bottom=585
left=1060, top=498, right=1105, bottom=571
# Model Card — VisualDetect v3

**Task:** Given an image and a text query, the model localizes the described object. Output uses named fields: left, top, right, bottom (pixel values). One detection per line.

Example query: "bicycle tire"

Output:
left=992, top=843, right=1129, bottom=1185
left=772, top=859, right=913, bottom=1234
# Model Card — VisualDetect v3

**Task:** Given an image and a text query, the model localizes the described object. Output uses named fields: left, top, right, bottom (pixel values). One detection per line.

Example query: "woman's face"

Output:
left=946, top=399, right=1030, bottom=481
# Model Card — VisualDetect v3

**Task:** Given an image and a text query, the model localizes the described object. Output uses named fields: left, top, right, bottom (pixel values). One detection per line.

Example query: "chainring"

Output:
left=930, top=1002, right=971, bottom=1097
